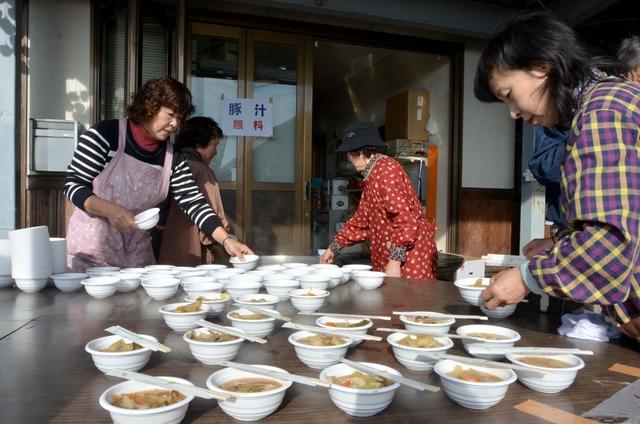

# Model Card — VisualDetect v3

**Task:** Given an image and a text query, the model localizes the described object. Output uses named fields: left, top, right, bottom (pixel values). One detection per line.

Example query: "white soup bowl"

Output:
left=85, top=334, right=157, bottom=373
left=320, top=362, right=401, bottom=417
left=288, top=330, right=352, bottom=369
left=52, top=272, right=87, bottom=292
left=206, top=365, right=292, bottom=422
left=99, top=376, right=194, bottom=424
left=82, top=276, right=120, bottom=299
left=159, top=301, right=210, bottom=332
left=289, top=288, right=329, bottom=313
left=386, top=332, right=453, bottom=371
left=226, top=308, right=278, bottom=337
left=505, top=353, right=585, bottom=393
left=434, top=359, right=517, bottom=410
left=183, top=326, right=245, bottom=365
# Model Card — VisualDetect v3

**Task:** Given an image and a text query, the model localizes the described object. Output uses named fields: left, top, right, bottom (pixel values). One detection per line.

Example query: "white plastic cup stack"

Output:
left=0, top=239, right=12, bottom=288
left=9, top=226, right=53, bottom=293
left=49, top=238, right=68, bottom=275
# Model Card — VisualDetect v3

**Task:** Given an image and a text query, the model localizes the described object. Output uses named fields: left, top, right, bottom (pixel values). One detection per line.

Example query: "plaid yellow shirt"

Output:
left=528, top=79, right=640, bottom=324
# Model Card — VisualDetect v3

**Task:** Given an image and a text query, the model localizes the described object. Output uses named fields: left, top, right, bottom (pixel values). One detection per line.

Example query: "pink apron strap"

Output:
left=117, top=118, right=127, bottom=153
left=93, top=118, right=128, bottom=190
left=159, top=141, right=174, bottom=201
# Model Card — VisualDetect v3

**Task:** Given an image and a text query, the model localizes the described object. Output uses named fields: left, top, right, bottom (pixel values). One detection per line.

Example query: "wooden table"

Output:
left=0, top=277, right=638, bottom=423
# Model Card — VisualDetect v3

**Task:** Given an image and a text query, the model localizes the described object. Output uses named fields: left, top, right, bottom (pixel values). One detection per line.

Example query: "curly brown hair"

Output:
left=127, top=76, right=195, bottom=128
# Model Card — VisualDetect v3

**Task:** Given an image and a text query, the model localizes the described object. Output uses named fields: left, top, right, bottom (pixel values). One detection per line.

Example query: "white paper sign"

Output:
left=220, top=98, right=273, bottom=137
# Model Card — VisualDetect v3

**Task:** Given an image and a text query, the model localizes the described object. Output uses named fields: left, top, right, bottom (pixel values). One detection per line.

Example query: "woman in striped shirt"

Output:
left=64, top=76, right=253, bottom=271
left=474, top=12, right=640, bottom=341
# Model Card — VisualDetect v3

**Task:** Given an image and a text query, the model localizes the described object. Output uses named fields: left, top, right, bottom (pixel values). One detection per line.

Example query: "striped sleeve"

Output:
left=63, top=121, right=115, bottom=210
left=170, top=159, right=222, bottom=236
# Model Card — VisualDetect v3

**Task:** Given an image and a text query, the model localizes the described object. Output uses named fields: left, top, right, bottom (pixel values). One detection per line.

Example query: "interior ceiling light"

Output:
left=278, top=65, right=287, bottom=71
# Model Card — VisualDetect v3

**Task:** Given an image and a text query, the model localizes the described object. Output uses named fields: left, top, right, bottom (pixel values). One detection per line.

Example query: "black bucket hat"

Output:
left=336, top=122, right=386, bottom=152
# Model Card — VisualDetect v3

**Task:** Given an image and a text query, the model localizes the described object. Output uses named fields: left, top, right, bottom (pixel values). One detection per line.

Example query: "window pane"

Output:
left=140, top=14, right=169, bottom=84
left=101, top=6, right=127, bottom=120
left=139, top=2, right=176, bottom=85
left=251, top=190, right=295, bottom=254
left=252, top=42, right=297, bottom=184
left=190, top=34, right=239, bottom=182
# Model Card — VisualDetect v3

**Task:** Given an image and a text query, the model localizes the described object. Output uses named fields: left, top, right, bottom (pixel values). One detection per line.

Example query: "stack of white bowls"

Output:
left=49, top=237, right=68, bottom=275
left=0, top=239, right=12, bottom=288
left=9, top=226, right=53, bottom=293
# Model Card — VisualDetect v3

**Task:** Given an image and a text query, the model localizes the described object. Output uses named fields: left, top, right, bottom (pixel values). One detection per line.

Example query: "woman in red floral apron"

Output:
left=65, top=76, right=253, bottom=272
left=320, top=122, right=438, bottom=280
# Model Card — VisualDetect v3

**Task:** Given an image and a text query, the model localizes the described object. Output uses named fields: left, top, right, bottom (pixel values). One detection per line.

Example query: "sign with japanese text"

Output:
left=219, top=98, right=273, bottom=137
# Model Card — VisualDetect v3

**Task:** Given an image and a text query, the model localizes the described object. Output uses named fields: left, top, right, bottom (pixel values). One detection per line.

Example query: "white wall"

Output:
left=29, top=0, right=92, bottom=130
left=0, top=0, right=17, bottom=237
left=461, top=42, right=515, bottom=189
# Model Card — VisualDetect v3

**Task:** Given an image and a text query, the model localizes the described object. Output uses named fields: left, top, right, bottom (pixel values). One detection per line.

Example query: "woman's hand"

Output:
left=320, top=249, right=335, bottom=264
left=619, top=316, right=640, bottom=342
left=105, top=204, right=137, bottom=230
left=223, top=238, right=254, bottom=261
left=481, top=267, right=530, bottom=309
left=522, top=237, right=554, bottom=259
left=85, top=196, right=136, bottom=230
left=385, top=260, right=402, bottom=277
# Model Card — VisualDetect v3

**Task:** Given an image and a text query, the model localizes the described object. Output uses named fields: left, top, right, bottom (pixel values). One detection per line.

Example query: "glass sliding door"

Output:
left=188, top=24, right=310, bottom=255
left=188, top=23, right=244, bottom=238
left=246, top=31, right=306, bottom=254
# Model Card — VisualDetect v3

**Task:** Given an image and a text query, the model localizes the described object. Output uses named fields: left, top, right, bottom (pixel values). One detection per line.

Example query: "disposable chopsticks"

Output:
left=105, top=325, right=171, bottom=353
left=467, top=346, right=594, bottom=356
left=282, top=322, right=382, bottom=341
left=232, top=303, right=291, bottom=322
left=376, top=327, right=487, bottom=341
left=326, top=356, right=440, bottom=392
left=297, top=312, right=391, bottom=321
left=104, top=369, right=234, bottom=401
left=392, top=311, right=488, bottom=321
left=417, top=352, right=545, bottom=376
left=196, top=319, right=267, bottom=344
left=220, top=361, right=331, bottom=388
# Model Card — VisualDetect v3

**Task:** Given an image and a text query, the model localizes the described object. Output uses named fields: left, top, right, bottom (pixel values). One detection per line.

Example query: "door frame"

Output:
left=186, top=8, right=464, bottom=253
left=187, top=22, right=248, bottom=241
left=245, top=29, right=310, bottom=253
left=186, top=22, right=312, bottom=254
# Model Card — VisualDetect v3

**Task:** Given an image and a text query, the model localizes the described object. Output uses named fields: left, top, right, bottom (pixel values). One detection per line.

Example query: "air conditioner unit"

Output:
left=29, top=119, right=79, bottom=174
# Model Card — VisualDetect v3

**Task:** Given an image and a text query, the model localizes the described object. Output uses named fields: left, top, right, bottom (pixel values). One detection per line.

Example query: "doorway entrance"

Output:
left=311, top=39, right=452, bottom=253
left=187, top=23, right=312, bottom=255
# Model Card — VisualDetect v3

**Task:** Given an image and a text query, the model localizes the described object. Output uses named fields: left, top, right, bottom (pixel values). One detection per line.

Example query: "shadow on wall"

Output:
left=65, top=78, right=90, bottom=127
left=0, top=2, right=16, bottom=58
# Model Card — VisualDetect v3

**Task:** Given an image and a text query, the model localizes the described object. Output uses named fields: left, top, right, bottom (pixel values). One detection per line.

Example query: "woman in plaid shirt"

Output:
left=474, top=11, right=640, bottom=342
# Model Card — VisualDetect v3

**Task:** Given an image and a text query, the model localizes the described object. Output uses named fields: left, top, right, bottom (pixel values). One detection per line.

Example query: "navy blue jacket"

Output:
left=528, top=126, right=569, bottom=228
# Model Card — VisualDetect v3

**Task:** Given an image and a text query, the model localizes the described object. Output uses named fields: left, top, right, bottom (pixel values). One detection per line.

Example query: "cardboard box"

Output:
left=385, top=90, right=430, bottom=141
left=329, top=195, right=349, bottom=210
left=454, top=260, right=486, bottom=280
left=324, top=179, right=349, bottom=195
left=330, top=179, right=348, bottom=194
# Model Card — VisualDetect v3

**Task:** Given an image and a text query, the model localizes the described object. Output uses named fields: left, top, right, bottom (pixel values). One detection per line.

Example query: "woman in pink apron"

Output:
left=64, top=76, right=253, bottom=272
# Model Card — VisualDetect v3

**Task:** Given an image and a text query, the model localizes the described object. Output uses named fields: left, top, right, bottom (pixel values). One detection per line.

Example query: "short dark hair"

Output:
left=346, top=146, right=383, bottom=159
left=175, top=116, right=223, bottom=150
left=617, top=35, right=640, bottom=74
left=127, top=76, right=194, bottom=128
left=474, top=11, right=623, bottom=125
